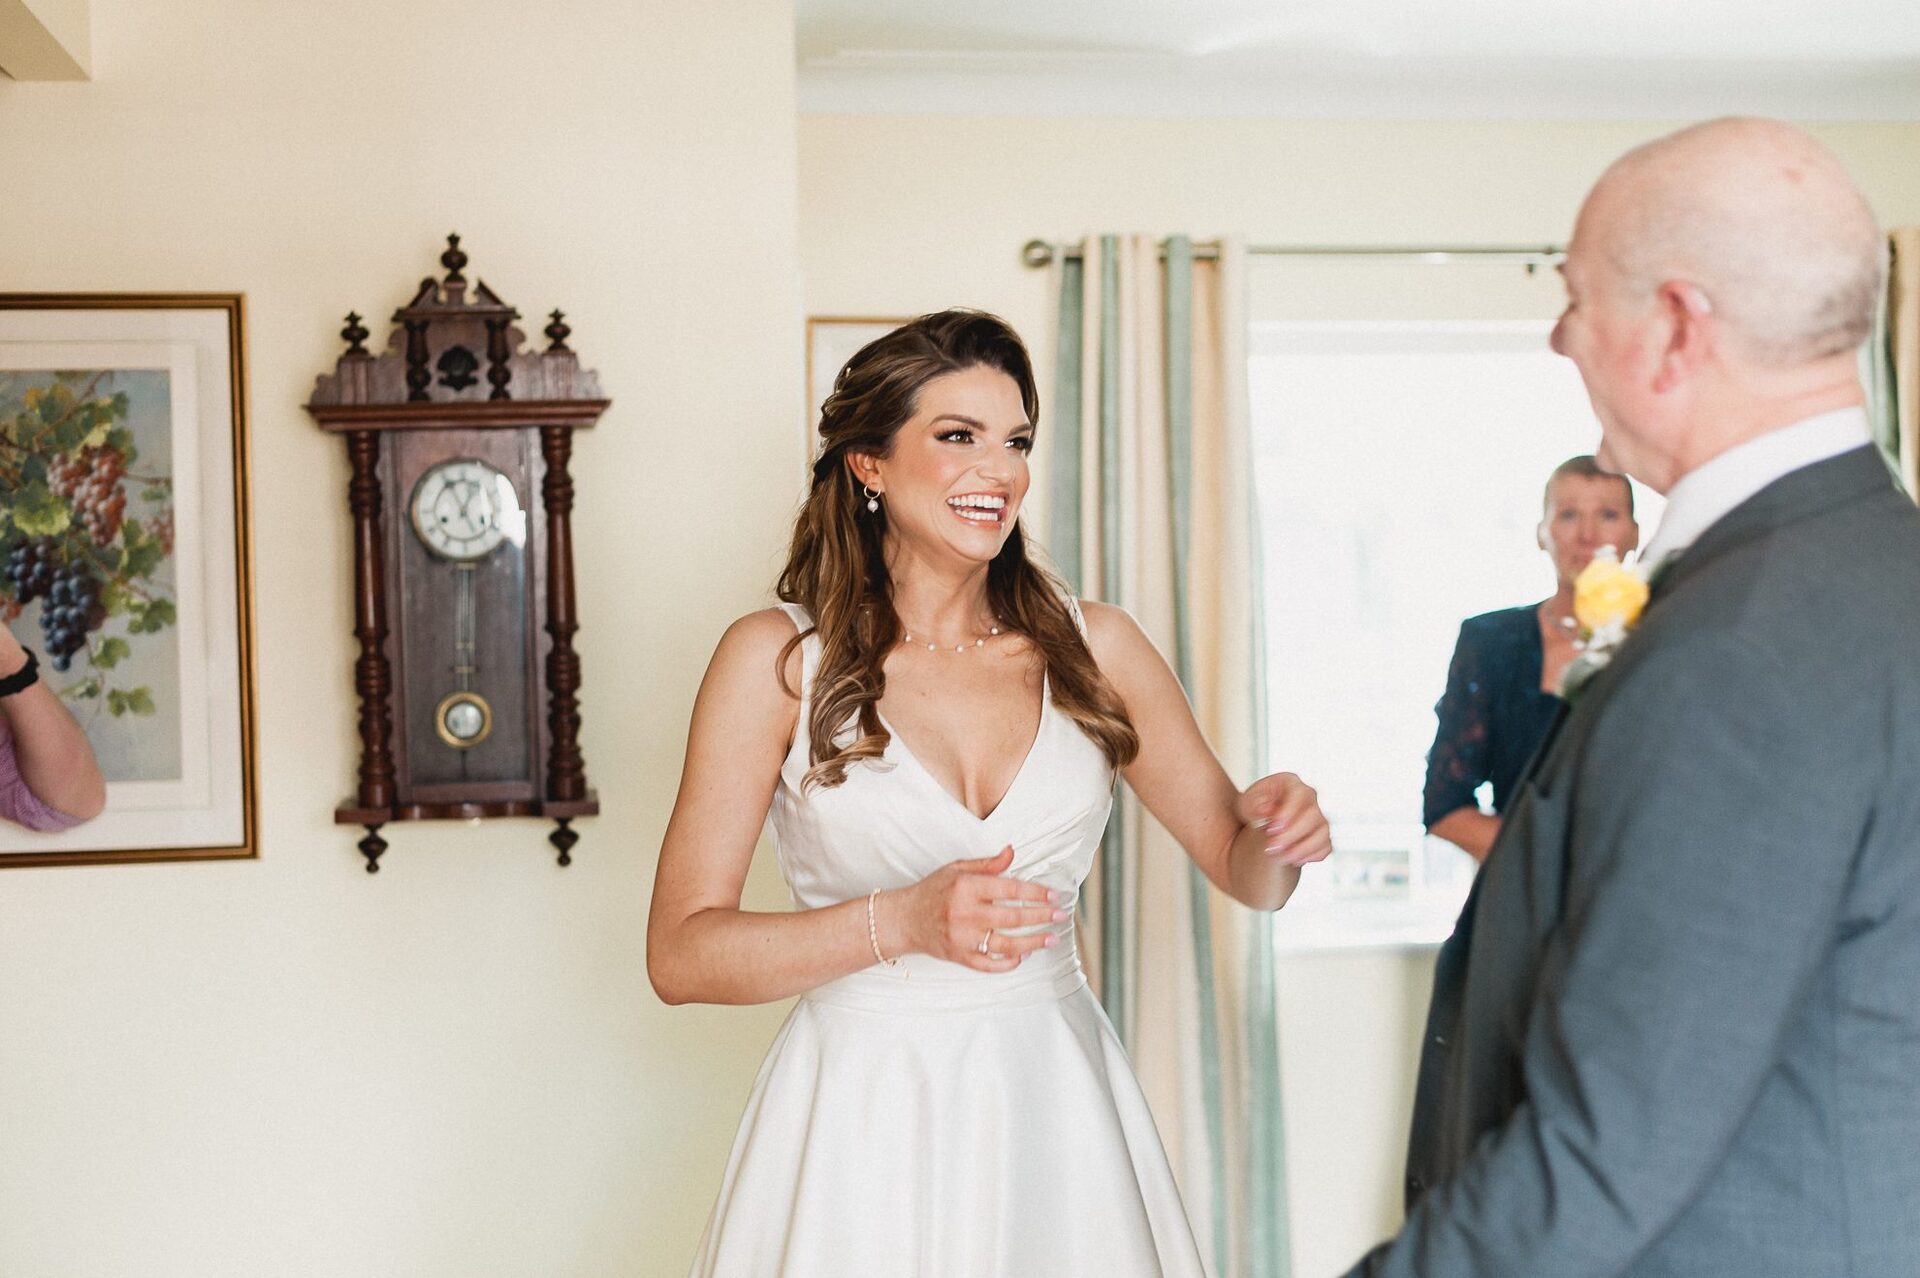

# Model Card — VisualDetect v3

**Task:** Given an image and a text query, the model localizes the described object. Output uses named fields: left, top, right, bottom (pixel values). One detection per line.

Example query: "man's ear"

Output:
left=1651, top=280, right=1714, bottom=394
left=1536, top=521, right=1549, bottom=553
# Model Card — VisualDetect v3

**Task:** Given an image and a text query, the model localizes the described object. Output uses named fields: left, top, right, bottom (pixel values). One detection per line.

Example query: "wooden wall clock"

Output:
left=307, top=236, right=607, bottom=871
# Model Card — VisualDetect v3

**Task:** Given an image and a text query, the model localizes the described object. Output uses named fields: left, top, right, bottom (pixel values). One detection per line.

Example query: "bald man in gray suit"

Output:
left=1347, top=118, right=1920, bottom=1277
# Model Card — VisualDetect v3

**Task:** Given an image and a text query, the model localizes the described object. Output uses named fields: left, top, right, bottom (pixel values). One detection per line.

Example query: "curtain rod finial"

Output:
left=1021, top=239, right=1056, bottom=269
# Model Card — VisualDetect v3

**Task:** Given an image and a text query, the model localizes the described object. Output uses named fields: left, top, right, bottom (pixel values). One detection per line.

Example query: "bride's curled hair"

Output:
left=778, top=309, right=1139, bottom=790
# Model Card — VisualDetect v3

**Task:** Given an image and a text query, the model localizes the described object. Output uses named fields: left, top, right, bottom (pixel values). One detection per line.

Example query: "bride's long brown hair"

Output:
left=778, top=309, right=1138, bottom=790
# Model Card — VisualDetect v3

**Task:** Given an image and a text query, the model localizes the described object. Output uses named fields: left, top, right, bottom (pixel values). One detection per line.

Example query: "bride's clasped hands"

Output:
left=875, top=844, right=1066, bottom=971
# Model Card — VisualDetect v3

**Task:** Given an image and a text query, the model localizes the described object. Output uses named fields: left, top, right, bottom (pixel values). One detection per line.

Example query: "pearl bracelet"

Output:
left=866, top=889, right=897, bottom=967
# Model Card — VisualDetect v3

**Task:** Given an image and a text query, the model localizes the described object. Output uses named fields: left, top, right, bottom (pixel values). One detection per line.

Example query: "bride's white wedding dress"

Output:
left=690, top=602, right=1205, bottom=1276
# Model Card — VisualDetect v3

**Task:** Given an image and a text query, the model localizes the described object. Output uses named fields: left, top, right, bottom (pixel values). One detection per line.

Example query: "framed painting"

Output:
left=804, top=316, right=908, bottom=457
left=0, top=295, right=257, bottom=867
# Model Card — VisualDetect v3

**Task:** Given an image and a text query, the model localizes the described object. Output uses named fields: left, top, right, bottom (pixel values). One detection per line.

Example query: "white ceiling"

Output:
left=795, top=0, right=1920, bottom=119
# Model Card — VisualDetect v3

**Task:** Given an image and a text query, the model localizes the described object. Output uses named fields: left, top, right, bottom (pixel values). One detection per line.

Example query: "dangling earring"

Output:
left=863, top=484, right=881, bottom=514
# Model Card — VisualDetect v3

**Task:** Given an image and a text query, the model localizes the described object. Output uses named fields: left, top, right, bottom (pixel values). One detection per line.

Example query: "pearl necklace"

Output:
left=900, top=620, right=1003, bottom=654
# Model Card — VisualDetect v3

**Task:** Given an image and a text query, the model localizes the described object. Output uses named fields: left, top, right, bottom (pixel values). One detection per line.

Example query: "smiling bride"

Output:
left=646, top=309, right=1332, bottom=1276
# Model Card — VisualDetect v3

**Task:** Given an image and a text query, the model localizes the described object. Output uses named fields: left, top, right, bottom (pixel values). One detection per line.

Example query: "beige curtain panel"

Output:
left=1050, top=234, right=1289, bottom=1278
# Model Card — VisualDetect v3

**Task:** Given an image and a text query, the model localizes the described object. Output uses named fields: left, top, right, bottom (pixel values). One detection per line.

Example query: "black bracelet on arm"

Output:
left=0, top=648, right=40, bottom=698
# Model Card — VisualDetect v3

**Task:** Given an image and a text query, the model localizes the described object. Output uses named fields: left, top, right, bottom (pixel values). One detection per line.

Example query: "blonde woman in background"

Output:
left=1422, top=455, right=1637, bottom=860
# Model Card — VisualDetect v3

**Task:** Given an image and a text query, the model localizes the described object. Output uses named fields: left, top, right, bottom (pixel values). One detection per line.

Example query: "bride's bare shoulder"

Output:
left=1074, top=599, right=1147, bottom=648
left=709, top=607, right=809, bottom=703
left=1070, top=600, right=1163, bottom=683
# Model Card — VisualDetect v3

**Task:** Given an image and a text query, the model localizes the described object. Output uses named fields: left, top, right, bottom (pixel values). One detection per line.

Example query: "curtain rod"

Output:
left=1020, top=238, right=1565, bottom=270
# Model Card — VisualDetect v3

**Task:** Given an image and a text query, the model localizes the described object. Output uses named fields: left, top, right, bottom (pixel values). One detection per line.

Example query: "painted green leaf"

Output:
left=92, top=638, right=131, bottom=670
left=122, top=533, right=164, bottom=581
left=10, top=482, right=72, bottom=537
left=36, top=384, right=73, bottom=424
left=51, top=415, right=90, bottom=452
left=128, top=596, right=177, bottom=634
left=125, top=687, right=155, bottom=716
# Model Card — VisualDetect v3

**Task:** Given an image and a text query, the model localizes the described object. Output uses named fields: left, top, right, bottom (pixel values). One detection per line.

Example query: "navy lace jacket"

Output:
left=1422, top=604, right=1564, bottom=829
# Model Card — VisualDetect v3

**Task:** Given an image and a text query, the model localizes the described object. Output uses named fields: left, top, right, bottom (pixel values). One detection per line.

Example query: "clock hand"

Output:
left=455, top=485, right=497, bottom=532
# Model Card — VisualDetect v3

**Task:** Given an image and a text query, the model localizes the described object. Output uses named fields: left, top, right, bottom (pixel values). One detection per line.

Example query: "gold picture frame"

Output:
left=0, top=294, right=258, bottom=867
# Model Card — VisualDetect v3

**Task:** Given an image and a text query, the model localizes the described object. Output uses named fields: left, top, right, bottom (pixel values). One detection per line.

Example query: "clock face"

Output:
left=409, top=459, right=522, bottom=561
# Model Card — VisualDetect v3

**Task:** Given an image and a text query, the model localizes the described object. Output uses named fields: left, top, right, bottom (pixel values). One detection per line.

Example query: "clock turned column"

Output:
left=346, top=428, right=396, bottom=871
left=541, top=423, right=586, bottom=865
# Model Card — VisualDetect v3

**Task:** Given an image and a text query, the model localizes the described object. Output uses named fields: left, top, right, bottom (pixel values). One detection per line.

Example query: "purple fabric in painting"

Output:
left=0, top=715, right=84, bottom=833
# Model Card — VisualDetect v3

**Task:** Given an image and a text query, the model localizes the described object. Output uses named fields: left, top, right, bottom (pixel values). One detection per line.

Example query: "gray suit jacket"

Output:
left=1349, top=446, right=1920, bottom=1277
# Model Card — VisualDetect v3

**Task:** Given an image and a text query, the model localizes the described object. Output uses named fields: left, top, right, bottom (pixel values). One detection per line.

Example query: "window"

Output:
left=1251, top=321, right=1661, bottom=949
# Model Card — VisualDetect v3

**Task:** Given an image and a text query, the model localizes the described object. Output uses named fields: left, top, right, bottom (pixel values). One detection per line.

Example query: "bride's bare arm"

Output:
left=1080, top=601, right=1331, bottom=912
left=646, top=610, right=1062, bottom=1006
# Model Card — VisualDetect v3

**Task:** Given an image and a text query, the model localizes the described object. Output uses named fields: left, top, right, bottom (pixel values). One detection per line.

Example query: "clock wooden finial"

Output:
left=307, top=238, right=609, bottom=870
left=341, top=312, right=371, bottom=357
left=440, top=233, right=468, bottom=284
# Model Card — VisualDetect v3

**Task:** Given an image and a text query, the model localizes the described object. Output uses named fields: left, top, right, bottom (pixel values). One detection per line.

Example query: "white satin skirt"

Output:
left=689, top=949, right=1206, bottom=1276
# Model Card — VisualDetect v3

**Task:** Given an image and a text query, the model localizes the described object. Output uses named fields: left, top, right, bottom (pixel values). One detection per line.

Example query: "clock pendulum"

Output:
left=436, top=562, right=492, bottom=752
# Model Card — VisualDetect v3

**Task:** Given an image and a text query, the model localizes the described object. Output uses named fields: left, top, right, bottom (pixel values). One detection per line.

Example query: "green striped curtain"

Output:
left=1050, top=234, right=1292, bottom=1278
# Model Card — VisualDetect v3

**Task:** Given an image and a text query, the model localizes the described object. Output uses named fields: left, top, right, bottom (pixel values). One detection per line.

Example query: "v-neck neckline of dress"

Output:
left=876, top=674, right=1051, bottom=824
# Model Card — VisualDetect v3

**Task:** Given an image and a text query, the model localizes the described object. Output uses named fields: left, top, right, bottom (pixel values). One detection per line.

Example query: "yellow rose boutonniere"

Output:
left=1560, top=545, right=1654, bottom=701
left=1573, top=548, right=1650, bottom=633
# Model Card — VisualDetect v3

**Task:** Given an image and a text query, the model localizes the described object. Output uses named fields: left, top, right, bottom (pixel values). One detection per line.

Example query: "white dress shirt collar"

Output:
left=1638, top=407, right=1873, bottom=569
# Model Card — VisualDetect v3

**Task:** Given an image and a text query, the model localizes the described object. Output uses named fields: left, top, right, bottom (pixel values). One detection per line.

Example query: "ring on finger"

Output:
left=977, top=927, right=994, bottom=956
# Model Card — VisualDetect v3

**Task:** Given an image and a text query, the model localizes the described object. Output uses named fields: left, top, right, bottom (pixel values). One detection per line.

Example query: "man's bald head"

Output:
left=1582, top=118, right=1884, bottom=369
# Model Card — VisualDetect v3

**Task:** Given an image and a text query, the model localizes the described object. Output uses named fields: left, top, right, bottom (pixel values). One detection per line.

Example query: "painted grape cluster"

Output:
left=0, top=374, right=173, bottom=714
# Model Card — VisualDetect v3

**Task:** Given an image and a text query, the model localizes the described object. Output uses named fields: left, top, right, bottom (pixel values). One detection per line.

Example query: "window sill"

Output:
left=1272, top=891, right=1469, bottom=954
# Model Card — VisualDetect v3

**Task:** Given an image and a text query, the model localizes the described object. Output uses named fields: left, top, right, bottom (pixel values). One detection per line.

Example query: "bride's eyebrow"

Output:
left=930, top=414, right=1035, bottom=432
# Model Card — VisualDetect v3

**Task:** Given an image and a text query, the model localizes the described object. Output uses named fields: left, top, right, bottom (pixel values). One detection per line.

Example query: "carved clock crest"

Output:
left=307, top=235, right=607, bottom=871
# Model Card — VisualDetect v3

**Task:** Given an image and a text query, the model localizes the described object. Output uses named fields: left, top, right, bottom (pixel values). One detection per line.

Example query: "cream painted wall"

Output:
left=798, top=113, right=1920, bottom=1276
left=0, top=3, right=803, bottom=1275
